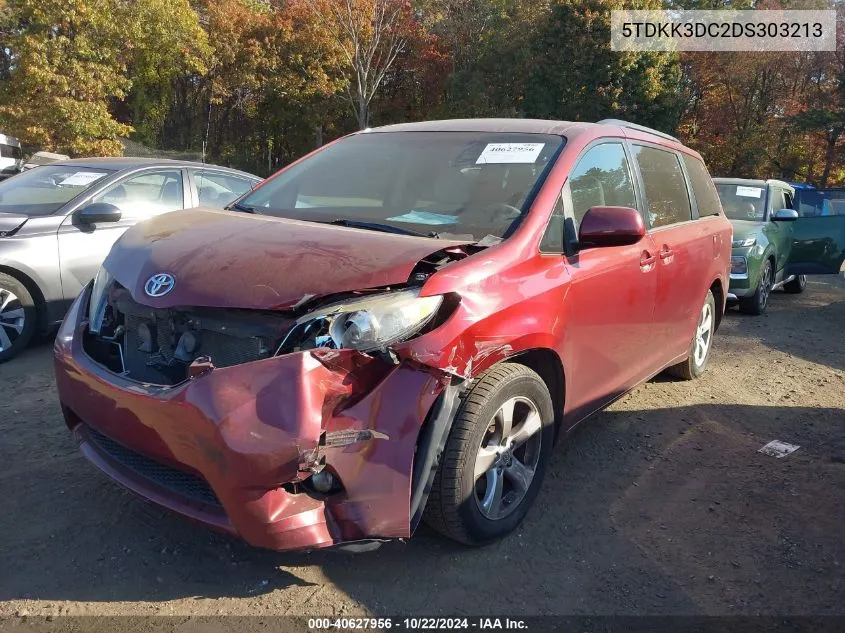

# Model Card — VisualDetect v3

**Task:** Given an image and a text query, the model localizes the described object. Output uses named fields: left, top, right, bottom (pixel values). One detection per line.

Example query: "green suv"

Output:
left=714, top=178, right=802, bottom=314
left=715, top=178, right=845, bottom=314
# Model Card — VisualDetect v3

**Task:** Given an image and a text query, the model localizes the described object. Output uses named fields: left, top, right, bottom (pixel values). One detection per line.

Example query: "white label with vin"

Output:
left=476, top=143, right=545, bottom=164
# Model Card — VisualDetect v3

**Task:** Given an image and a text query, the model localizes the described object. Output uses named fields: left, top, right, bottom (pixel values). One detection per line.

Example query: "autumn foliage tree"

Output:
left=302, top=0, right=418, bottom=129
left=0, top=0, right=840, bottom=184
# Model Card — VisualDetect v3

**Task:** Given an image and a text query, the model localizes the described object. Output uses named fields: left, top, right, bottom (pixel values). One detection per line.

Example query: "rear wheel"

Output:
left=739, top=259, right=773, bottom=315
left=0, top=273, right=36, bottom=363
left=783, top=274, right=806, bottom=294
left=424, top=363, right=554, bottom=545
left=667, top=289, right=716, bottom=381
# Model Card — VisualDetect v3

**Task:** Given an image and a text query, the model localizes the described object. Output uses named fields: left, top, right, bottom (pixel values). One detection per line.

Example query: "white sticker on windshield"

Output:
left=736, top=186, right=763, bottom=198
left=59, top=171, right=108, bottom=186
left=476, top=143, right=545, bottom=164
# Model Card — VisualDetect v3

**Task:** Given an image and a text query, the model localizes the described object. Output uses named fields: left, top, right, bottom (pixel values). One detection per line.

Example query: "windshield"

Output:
left=715, top=183, right=766, bottom=221
left=238, top=131, right=565, bottom=240
left=0, top=165, right=114, bottom=216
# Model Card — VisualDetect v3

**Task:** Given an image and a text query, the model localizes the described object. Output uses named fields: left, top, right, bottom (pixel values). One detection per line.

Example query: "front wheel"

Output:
left=424, top=363, right=555, bottom=545
left=0, top=273, right=36, bottom=363
left=783, top=274, right=806, bottom=294
left=739, top=260, right=772, bottom=315
left=667, top=289, right=716, bottom=381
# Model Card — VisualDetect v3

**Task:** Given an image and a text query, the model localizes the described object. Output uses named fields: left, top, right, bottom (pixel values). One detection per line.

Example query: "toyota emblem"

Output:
left=144, top=273, right=176, bottom=298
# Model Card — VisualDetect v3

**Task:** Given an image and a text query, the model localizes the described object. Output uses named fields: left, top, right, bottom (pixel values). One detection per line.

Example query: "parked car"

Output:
left=55, top=118, right=736, bottom=552
left=0, top=158, right=260, bottom=361
left=714, top=178, right=803, bottom=314
left=792, top=187, right=845, bottom=275
left=714, top=178, right=845, bottom=314
left=0, top=133, right=23, bottom=181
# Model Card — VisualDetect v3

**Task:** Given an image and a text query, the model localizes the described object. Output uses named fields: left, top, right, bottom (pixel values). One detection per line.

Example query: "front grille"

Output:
left=85, top=426, right=222, bottom=507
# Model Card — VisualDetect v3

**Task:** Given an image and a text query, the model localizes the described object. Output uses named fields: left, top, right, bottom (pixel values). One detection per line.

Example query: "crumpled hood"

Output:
left=0, top=213, right=28, bottom=236
left=729, top=219, right=764, bottom=244
left=105, top=208, right=468, bottom=309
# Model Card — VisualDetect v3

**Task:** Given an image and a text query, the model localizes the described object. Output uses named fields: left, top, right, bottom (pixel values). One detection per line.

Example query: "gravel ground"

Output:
left=0, top=277, right=843, bottom=618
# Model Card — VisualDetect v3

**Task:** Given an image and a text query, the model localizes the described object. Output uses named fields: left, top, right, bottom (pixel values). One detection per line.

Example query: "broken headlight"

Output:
left=88, top=265, right=114, bottom=334
left=278, top=288, right=443, bottom=354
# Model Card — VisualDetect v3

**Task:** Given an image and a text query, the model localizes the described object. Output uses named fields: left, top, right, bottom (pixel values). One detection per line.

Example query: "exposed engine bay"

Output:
left=84, top=285, right=295, bottom=384
left=82, top=246, right=468, bottom=385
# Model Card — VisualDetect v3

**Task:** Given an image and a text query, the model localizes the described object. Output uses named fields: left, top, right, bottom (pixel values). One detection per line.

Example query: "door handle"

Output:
left=659, top=245, right=674, bottom=263
left=640, top=251, right=656, bottom=272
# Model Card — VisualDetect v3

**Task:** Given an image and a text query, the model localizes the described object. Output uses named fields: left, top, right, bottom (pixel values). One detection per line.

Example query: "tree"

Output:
left=120, top=0, right=210, bottom=146
left=443, top=0, right=682, bottom=133
left=304, top=0, right=416, bottom=129
left=0, top=0, right=132, bottom=155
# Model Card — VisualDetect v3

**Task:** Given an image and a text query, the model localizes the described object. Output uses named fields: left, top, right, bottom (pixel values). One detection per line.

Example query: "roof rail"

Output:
left=597, top=119, right=680, bottom=144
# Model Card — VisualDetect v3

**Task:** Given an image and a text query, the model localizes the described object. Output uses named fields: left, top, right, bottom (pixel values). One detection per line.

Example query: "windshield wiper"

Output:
left=227, top=201, right=256, bottom=213
left=327, top=219, right=438, bottom=238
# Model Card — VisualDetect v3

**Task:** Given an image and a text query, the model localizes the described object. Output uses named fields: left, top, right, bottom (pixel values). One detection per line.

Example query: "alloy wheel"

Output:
left=759, top=263, right=772, bottom=311
left=693, top=300, right=713, bottom=367
left=473, top=396, right=543, bottom=520
left=0, top=287, right=26, bottom=352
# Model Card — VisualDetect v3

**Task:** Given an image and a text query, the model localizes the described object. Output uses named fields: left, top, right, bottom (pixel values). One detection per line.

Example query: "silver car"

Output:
left=0, top=157, right=260, bottom=361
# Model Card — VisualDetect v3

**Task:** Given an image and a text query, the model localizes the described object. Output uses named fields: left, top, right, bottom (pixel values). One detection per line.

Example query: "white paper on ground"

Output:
left=59, top=172, right=109, bottom=186
left=758, top=440, right=800, bottom=458
left=736, top=186, right=763, bottom=198
left=476, top=143, right=545, bottom=164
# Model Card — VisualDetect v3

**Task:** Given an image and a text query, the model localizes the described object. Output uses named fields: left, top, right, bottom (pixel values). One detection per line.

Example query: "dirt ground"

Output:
left=0, top=277, right=843, bottom=619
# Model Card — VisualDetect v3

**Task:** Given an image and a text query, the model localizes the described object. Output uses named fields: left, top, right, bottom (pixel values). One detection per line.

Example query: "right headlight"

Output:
left=88, top=266, right=114, bottom=333
left=278, top=288, right=443, bottom=354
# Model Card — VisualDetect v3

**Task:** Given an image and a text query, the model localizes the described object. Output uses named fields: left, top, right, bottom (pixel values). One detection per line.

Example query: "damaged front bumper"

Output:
left=54, top=285, right=454, bottom=551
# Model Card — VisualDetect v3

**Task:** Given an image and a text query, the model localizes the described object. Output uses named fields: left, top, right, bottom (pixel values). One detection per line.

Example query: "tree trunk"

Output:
left=357, top=93, right=368, bottom=130
left=819, top=130, right=840, bottom=188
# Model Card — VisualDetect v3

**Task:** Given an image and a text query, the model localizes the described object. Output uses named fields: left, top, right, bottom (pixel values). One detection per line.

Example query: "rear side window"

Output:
left=632, top=145, right=692, bottom=228
left=195, top=170, right=254, bottom=208
left=681, top=154, right=721, bottom=217
left=567, top=143, right=637, bottom=227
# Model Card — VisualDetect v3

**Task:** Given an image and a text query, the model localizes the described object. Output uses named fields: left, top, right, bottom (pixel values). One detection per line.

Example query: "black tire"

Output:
left=783, top=274, right=806, bottom=294
left=667, top=289, right=716, bottom=381
left=739, top=259, right=773, bottom=315
left=424, top=363, right=555, bottom=545
left=0, top=272, right=37, bottom=363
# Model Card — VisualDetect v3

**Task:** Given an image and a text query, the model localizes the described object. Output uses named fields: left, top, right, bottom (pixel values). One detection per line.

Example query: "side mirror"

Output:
left=578, top=206, right=645, bottom=249
left=77, top=202, right=122, bottom=224
left=772, top=208, right=798, bottom=222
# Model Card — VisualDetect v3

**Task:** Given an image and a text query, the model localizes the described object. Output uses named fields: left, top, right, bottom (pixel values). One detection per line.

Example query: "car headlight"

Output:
left=278, top=288, right=443, bottom=354
left=732, top=237, right=756, bottom=248
left=88, top=266, right=114, bottom=333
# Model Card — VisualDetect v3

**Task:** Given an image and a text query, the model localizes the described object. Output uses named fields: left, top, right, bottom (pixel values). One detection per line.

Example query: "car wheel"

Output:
left=783, top=274, right=806, bottom=294
left=0, top=273, right=36, bottom=363
left=424, top=363, right=555, bottom=545
left=667, top=289, right=716, bottom=381
left=739, top=260, right=773, bottom=315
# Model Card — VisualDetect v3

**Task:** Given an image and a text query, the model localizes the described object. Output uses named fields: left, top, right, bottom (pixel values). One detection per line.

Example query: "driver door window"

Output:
left=770, top=189, right=788, bottom=216
left=93, top=170, right=184, bottom=219
left=568, top=143, right=638, bottom=227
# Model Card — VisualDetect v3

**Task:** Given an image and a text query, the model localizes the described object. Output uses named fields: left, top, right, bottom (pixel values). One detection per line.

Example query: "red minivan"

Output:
left=54, top=119, right=732, bottom=551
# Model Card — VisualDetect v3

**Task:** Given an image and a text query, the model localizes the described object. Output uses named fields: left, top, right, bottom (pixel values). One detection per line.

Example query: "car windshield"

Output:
left=0, top=165, right=114, bottom=216
left=237, top=131, right=565, bottom=241
left=715, top=183, right=766, bottom=221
